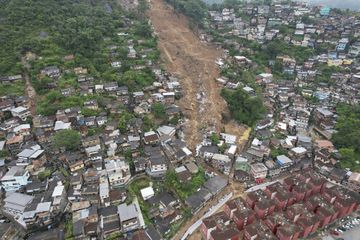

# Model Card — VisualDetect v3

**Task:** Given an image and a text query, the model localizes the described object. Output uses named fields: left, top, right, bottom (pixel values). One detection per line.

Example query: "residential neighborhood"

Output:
left=0, top=0, right=359, bottom=240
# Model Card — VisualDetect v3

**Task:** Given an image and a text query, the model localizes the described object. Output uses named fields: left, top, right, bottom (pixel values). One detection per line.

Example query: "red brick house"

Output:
left=297, top=211, right=320, bottom=238
left=209, top=223, right=240, bottom=240
left=224, top=198, right=255, bottom=230
left=243, top=220, right=276, bottom=240
left=201, top=211, right=231, bottom=240
left=276, top=223, right=302, bottom=240
left=254, top=199, right=276, bottom=219
left=285, top=204, right=304, bottom=223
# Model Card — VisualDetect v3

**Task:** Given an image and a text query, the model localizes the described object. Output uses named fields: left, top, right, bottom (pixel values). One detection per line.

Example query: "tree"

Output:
left=134, top=22, right=152, bottom=38
left=151, top=103, right=166, bottom=119
left=52, top=129, right=81, bottom=151
left=221, top=88, right=265, bottom=126
left=338, top=148, right=360, bottom=171
left=118, top=111, right=134, bottom=133
left=332, top=103, right=360, bottom=171
left=332, top=104, right=360, bottom=153
left=210, top=133, right=220, bottom=145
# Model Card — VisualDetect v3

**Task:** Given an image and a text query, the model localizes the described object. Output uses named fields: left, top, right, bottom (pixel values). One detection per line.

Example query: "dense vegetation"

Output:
left=165, top=0, right=207, bottom=24
left=52, top=129, right=81, bottom=151
left=0, top=0, right=157, bottom=98
left=0, top=0, right=120, bottom=75
left=332, top=104, right=360, bottom=171
left=221, top=88, right=265, bottom=126
left=164, top=167, right=206, bottom=200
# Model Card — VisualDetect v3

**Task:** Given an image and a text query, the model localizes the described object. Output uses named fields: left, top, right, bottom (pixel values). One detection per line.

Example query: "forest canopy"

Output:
left=332, top=103, right=360, bottom=171
left=221, top=88, right=265, bottom=126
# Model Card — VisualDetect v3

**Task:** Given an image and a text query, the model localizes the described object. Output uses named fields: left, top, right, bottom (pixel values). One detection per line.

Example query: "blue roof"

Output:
left=320, top=7, right=330, bottom=16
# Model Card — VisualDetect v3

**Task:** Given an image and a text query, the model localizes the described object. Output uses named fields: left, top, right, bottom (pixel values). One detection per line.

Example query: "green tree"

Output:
left=332, top=103, right=360, bottom=171
left=338, top=148, right=360, bottom=171
left=151, top=103, right=166, bottom=119
left=221, top=88, right=265, bottom=126
left=52, top=129, right=81, bottom=151
left=210, top=133, right=220, bottom=145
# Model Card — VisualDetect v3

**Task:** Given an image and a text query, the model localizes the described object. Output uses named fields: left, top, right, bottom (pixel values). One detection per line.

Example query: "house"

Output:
left=203, top=176, right=228, bottom=196
left=162, top=92, right=175, bottom=104
left=84, top=116, right=96, bottom=127
left=134, top=157, right=147, bottom=173
left=82, top=135, right=100, bottom=148
left=13, top=124, right=31, bottom=136
left=96, top=116, right=107, bottom=126
left=117, top=203, right=144, bottom=232
left=17, top=144, right=46, bottom=169
left=6, top=135, right=23, bottom=154
left=100, top=181, right=110, bottom=207
left=3, top=192, right=34, bottom=226
left=143, top=131, right=160, bottom=145
left=146, top=154, right=167, bottom=178
left=133, top=91, right=145, bottom=103
left=104, top=82, right=118, bottom=92
left=185, top=187, right=212, bottom=213
left=220, top=133, right=237, bottom=145
left=41, top=66, right=60, bottom=78
left=276, top=155, right=293, bottom=169
left=85, top=144, right=101, bottom=157
left=347, top=172, right=360, bottom=191
left=105, top=158, right=131, bottom=186
left=243, top=220, right=276, bottom=240
left=25, top=180, right=48, bottom=194
left=0, top=75, right=23, bottom=83
left=224, top=197, right=255, bottom=230
left=11, top=106, right=31, bottom=121
left=54, top=121, right=71, bottom=131
left=314, top=108, right=334, bottom=129
left=250, top=163, right=268, bottom=180
left=84, top=100, right=98, bottom=110
left=0, top=166, right=30, bottom=191
left=52, top=182, right=66, bottom=211
left=157, top=125, right=176, bottom=141
left=201, top=211, right=231, bottom=240
left=141, top=186, right=155, bottom=201
left=100, top=206, right=121, bottom=237
left=210, top=154, right=232, bottom=175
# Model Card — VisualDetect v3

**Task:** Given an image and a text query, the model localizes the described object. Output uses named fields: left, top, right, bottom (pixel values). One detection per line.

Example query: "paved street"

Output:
left=181, top=192, right=233, bottom=240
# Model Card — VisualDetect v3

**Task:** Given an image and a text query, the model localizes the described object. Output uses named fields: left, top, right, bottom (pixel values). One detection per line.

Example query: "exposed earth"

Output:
left=148, top=0, right=247, bottom=151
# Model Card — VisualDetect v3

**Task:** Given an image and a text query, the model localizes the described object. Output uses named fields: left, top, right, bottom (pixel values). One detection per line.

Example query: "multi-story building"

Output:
left=224, top=197, right=255, bottom=230
left=117, top=203, right=143, bottom=232
left=0, top=166, right=30, bottom=191
left=250, top=163, right=268, bottom=180
left=105, top=158, right=131, bottom=187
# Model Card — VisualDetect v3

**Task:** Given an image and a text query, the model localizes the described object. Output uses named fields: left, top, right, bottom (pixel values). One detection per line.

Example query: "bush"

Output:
left=151, top=103, right=166, bottom=119
left=221, top=88, right=265, bottom=126
left=52, top=129, right=81, bottom=151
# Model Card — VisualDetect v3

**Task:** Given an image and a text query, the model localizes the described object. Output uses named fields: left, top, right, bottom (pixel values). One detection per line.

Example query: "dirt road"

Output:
left=148, top=0, right=237, bottom=150
left=21, top=54, right=37, bottom=115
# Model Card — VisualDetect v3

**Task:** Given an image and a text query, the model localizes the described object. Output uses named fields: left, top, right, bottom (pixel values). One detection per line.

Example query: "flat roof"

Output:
left=203, top=175, right=228, bottom=195
left=52, top=185, right=64, bottom=197
left=5, top=192, right=34, bottom=207
left=140, top=186, right=154, bottom=199
left=117, top=203, right=139, bottom=221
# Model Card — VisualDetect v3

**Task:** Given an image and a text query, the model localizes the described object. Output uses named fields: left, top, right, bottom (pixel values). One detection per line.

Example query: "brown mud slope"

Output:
left=22, top=54, right=37, bottom=116
left=148, top=0, right=245, bottom=150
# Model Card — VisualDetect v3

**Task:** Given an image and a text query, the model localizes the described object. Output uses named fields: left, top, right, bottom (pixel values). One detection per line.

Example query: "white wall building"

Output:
left=0, top=166, right=30, bottom=192
left=105, top=158, right=131, bottom=186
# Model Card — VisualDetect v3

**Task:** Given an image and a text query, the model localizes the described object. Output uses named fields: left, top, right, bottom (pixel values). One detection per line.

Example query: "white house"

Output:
left=140, top=186, right=155, bottom=201
left=105, top=158, right=131, bottom=186
left=11, top=106, right=31, bottom=121
left=0, top=166, right=30, bottom=192
left=99, top=181, right=110, bottom=207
